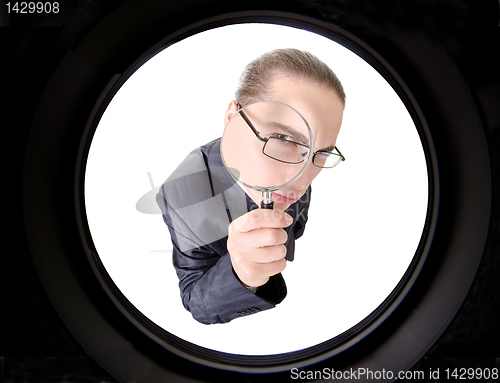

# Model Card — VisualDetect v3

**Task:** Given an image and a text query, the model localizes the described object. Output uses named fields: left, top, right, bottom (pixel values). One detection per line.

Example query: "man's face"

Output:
left=224, top=74, right=344, bottom=211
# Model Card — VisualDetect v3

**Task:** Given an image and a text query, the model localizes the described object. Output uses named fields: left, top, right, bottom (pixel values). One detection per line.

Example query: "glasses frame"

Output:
left=237, top=103, right=346, bottom=169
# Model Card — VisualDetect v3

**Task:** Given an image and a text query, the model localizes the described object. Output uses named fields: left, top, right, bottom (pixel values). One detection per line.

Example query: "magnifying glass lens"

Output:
left=221, top=101, right=313, bottom=209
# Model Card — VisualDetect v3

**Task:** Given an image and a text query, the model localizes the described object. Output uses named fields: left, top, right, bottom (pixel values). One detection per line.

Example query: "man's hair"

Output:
left=235, top=48, right=346, bottom=108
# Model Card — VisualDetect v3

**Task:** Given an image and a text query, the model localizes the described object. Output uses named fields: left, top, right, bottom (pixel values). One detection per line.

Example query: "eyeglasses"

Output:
left=238, top=104, right=345, bottom=169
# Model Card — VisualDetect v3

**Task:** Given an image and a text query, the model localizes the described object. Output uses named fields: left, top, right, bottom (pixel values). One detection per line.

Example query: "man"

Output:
left=156, top=48, right=345, bottom=324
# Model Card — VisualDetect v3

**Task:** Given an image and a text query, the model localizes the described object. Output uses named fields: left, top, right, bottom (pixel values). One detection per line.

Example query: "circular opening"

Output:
left=81, top=23, right=431, bottom=366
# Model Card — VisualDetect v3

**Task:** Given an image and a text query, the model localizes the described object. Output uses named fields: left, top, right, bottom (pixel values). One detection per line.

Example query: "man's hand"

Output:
left=227, top=209, right=293, bottom=288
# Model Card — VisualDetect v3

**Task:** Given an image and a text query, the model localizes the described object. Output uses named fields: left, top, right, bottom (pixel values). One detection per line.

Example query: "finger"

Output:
left=240, top=227, right=288, bottom=249
left=252, top=244, right=287, bottom=264
left=230, top=209, right=293, bottom=234
left=227, top=227, right=287, bottom=254
left=251, top=258, right=287, bottom=278
left=236, top=258, right=287, bottom=287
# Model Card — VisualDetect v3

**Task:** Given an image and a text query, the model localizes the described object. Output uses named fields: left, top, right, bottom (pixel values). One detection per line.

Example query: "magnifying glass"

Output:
left=221, top=100, right=314, bottom=209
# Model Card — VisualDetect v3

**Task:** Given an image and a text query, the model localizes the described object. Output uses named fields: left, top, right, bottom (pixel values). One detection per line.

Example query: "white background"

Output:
left=84, top=23, right=428, bottom=355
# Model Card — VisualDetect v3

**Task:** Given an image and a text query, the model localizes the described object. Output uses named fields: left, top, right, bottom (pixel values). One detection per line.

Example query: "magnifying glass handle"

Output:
left=261, top=191, right=274, bottom=210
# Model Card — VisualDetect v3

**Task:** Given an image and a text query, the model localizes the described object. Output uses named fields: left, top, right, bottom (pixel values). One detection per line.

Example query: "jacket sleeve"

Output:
left=157, top=191, right=287, bottom=324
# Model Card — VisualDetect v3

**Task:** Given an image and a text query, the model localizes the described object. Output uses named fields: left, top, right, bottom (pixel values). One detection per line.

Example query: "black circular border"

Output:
left=75, top=11, right=438, bottom=371
left=21, top=1, right=492, bottom=382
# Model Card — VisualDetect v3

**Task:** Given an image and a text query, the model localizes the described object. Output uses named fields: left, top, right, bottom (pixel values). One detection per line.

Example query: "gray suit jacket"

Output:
left=156, top=138, right=311, bottom=324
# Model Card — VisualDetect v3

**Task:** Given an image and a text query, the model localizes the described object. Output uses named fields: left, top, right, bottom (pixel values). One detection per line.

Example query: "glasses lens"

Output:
left=264, top=137, right=308, bottom=163
left=314, top=152, right=342, bottom=168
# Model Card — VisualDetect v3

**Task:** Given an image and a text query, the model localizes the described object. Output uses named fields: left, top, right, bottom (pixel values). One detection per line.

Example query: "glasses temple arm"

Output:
left=239, top=109, right=267, bottom=143
left=335, top=146, right=346, bottom=161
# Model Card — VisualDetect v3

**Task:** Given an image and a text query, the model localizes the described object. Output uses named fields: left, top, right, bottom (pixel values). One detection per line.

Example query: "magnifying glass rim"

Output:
left=221, top=99, right=314, bottom=192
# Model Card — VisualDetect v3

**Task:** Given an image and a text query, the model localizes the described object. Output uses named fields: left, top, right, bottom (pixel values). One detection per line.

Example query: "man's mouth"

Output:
left=272, top=192, right=300, bottom=204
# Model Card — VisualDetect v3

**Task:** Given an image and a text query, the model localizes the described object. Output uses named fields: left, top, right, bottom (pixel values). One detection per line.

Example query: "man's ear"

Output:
left=224, top=100, right=239, bottom=125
